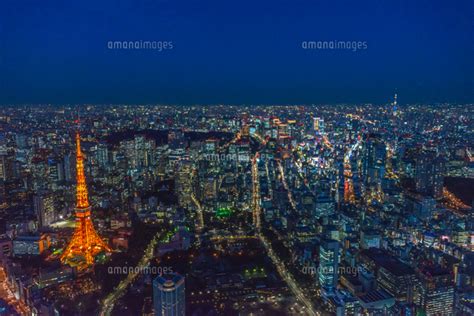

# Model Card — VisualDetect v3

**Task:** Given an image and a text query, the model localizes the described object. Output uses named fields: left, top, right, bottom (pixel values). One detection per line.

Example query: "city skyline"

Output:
left=0, top=1, right=472, bottom=315
left=0, top=103, right=472, bottom=315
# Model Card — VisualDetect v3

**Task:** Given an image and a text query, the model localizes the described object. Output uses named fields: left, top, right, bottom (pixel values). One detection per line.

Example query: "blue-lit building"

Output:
left=362, top=134, right=386, bottom=188
left=153, top=273, right=185, bottom=316
left=13, top=234, right=50, bottom=256
left=319, top=239, right=340, bottom=292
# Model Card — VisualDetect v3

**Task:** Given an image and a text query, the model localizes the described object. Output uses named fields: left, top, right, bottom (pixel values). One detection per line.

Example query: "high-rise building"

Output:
left=47, top=158, right=61, bottom=188
left=319, top=239, right=340, bottom=291
left=414, top=151, right=445, bottom=198
left=0, top=151, right=14, bottom=181
left=153, top=273, right=185, bottom=316
left=63, top=152, right=73, bottom=182
left=0, top=153, right=6, bottom=181
left=121, top=135, right=155, bottom=170
left=95, top=143, right=109, bottom=169
left=175, top=161, right=194, bottom=208
left=34, top=192, right=56, bottom=228
left=414, top=267, right=454, bottom=315
left=362, top=134, right=386, bottom=188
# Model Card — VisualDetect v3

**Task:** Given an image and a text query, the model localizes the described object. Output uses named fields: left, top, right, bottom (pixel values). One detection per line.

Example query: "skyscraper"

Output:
left=414, top=151, right=445, bottom=199
left=0, top=150, right=14, bottom=181
left=153, top=273, right=185, bottom=316
left=175, top=160, right=194, bottom=208
left=319, top=239, right=340, bottom=291
left=362, top=134, right=386, bottom=188
left=0, top=153, right=6, bottom=181
left=34, top=192, right=56, bottom=229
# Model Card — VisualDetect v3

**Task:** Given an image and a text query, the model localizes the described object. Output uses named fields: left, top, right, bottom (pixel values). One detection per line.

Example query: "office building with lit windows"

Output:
left=319, top=239, right=340, bottom=291
left=414, top=267, right=454, bottom=315
left=153, top=273, right=185, bottom=316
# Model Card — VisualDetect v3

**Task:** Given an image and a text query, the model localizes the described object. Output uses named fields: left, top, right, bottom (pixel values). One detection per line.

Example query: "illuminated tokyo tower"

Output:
left=61, top=132, right=111, bottom=268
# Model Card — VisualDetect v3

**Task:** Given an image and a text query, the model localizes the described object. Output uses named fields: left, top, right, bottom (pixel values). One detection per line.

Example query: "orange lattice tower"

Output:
left=61, top=132, right=111, bottom=269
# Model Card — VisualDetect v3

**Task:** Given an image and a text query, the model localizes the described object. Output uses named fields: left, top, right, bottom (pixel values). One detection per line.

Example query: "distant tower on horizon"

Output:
left=61, top=132, right=111, bottom=269
left=313, top=117, right=325, bottom=134
left=392, top=92, right=398, bottom=116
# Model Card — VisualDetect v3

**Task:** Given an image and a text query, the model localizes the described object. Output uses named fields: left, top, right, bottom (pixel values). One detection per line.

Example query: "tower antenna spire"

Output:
left=392, top=90, right=398, bottom=116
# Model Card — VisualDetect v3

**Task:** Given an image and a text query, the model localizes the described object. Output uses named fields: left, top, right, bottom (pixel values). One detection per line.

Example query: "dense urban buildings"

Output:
left=0, top=102, right=471, bottom=315
left=2, top=0, right=474, bottom=313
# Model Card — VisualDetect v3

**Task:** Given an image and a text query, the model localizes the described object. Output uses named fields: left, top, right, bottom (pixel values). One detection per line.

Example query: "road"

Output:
left=251, top=154, right=262, bottom=230
left=264, top=160, right=273, bottom=199
left=191, top=193, right=204, bottom=232
left=276, top=160, right=298, bottom=211
left=251, top=150, right=318, bottom=316
left=258, top=234, right=318, bottom=316
left=0, top=266, right=31, bottom=315
left=100, top=229, right=167, bottom=316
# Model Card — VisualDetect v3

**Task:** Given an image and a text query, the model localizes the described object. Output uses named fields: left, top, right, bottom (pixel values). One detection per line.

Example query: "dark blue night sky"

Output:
left=0, top=0, right=472, bottom=105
